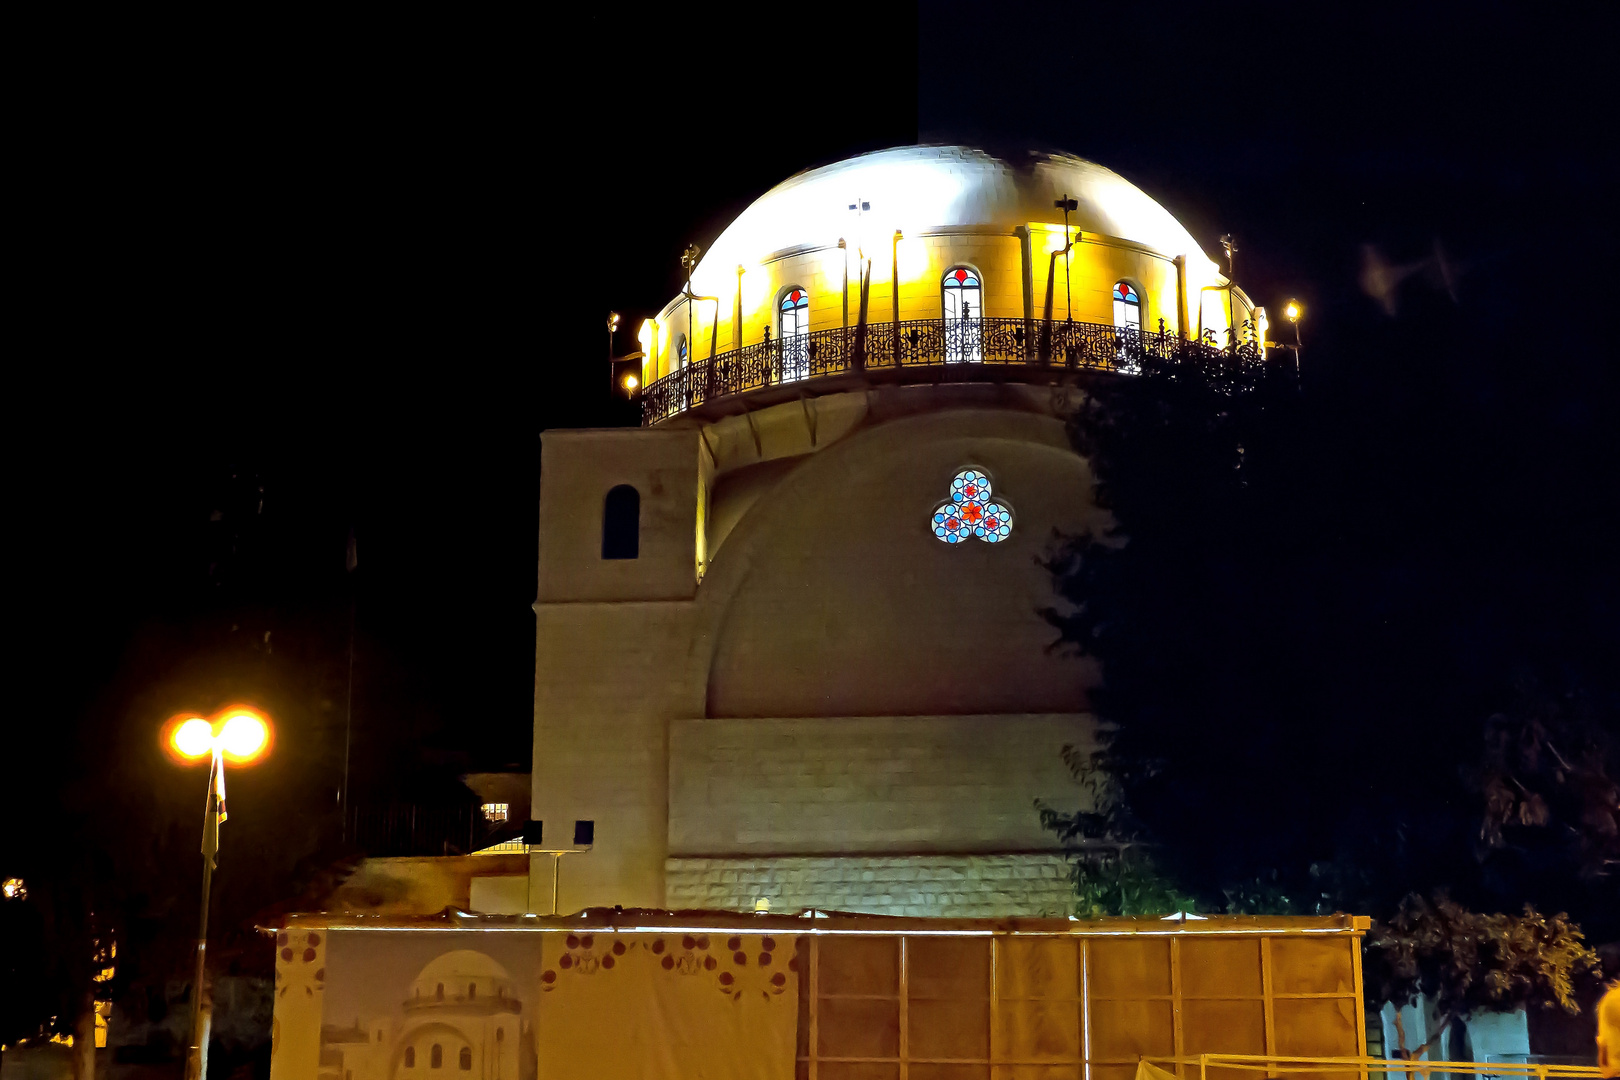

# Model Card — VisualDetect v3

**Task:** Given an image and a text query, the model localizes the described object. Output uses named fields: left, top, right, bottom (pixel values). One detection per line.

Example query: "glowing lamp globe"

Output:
left=1284, top=301, right=1301, bottom=322
left=172, top=718, right=216, bottom=760
left=219, top=711, right=270, bottom=762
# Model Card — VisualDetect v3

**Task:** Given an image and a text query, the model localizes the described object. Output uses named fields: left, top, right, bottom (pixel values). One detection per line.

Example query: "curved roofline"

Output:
left=676, top=144, right=1215, bottom=300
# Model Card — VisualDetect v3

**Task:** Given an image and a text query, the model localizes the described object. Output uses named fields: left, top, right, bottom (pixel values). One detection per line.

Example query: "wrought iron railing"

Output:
left=348, top=801, right=498, bottom=857
left=641, top=316, right=1261, bottom=423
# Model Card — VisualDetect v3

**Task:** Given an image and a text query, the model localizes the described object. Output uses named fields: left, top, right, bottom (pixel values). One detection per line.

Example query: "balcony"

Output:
left=642, top=316, right=1263, bottom=424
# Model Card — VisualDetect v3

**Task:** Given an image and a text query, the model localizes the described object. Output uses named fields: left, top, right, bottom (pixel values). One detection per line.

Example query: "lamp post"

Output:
left=1219, top=235, right=1238, bottom=352
left=166, top=708, right=272, bottom=1080
left=1055, top=195, right=1078, bottom=321
left=1284, top=299, right=1303, bottom=370
left=606, top=312, right=620, bottom=390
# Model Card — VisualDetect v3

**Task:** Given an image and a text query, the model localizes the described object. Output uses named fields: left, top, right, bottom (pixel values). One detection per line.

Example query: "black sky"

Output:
left=10, top=1, right=1614, bottom=818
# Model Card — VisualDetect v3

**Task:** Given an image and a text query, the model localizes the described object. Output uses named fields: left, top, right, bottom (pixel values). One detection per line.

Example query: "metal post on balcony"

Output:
left=892, top=230, right=903, bottom=367
left=1220, top=235, right=1238, bottom=354
left=1056, top=196, right=1078, bottom=322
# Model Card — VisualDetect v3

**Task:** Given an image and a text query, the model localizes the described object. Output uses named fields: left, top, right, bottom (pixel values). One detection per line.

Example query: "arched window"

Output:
left=467, top=983, right=476, bottom=1000
left=601, top=485, right=640, bottom=560
left=1113, top=281, right=1142, bottom=333
left=434, top=983, right=444, bottom=1001
left=496, top=1028, right=505, bottom=1043
left=459, top=1047, right=473, bottom=1071
left=779, top=287, right=809, bottom=382
left=676, top=333, right=688, bottom=368
left=405, top=1047, right=416, bottom=1068
left=942, top=267, right=983, bottom=363
left=431, top=1044, right=443, bottom=1069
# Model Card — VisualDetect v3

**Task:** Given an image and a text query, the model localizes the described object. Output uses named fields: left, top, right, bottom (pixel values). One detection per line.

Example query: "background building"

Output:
left=528, top=145, right=1261, bottom=917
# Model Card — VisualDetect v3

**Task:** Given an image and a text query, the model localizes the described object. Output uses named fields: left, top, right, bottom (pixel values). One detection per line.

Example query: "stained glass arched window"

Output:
left=1113, top=281, right=1142, bottom=332
left=931, top=467, right=1013, bottom=544
left=779, top=287, right=809, bottom=382
left=943, top=268, right=983, bottom=363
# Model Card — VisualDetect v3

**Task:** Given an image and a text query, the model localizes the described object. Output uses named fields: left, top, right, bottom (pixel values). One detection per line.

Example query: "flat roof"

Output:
left=272, top=908, right=1369, bottom=937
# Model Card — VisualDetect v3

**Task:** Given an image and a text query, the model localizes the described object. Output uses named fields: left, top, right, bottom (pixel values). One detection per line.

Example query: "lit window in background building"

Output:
left=481, top=803, right=509, bottom=823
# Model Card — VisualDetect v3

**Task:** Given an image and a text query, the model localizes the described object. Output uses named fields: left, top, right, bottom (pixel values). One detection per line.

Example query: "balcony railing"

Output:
left=642, top=316, right=1263, bottom=424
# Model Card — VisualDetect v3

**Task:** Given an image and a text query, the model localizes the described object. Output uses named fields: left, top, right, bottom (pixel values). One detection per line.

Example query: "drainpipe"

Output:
left=854, top=253, right=871, bottom=372
left=1015, top=227, right=1034, bottom=362
left=1040, top=231, right=1078, bottom=364
left=891, top=230, right=902, bottom=366
left=839, top=238, right=848, bottom=334
left=1174, top=255, right=1190, bottom=340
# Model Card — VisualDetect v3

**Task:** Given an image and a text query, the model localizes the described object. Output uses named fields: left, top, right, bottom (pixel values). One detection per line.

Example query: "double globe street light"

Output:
left=164, top=708, right=272, bottom=1080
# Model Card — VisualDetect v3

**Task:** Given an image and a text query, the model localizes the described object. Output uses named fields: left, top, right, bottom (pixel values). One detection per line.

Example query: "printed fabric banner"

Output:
left=535, top=930, right=799, bottom=1080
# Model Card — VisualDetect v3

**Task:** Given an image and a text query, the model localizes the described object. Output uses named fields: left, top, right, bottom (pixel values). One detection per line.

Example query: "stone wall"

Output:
left=670, top=715, right=1094, bottom=856
left=665, top=854, right=1076, bottom=917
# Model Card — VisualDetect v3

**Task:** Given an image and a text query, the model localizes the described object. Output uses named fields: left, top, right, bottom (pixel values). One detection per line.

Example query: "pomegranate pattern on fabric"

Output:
left=275, top=929, right=326, bottom=998
left=541, top=933, right=795, bottom=1002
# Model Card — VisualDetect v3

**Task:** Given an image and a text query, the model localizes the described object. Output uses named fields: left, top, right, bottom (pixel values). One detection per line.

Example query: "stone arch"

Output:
left=695, top=400, right=1105, bottom=718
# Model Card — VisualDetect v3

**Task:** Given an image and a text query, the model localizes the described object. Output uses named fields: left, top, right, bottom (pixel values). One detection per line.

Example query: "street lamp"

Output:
left=165, top=707, right=272, bottom=1080
left=1284, top=299, right=1303, bottom=369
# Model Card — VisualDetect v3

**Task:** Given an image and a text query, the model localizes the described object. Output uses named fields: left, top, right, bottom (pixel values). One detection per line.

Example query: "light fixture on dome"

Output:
left=605, top=311, right=646, bottom=399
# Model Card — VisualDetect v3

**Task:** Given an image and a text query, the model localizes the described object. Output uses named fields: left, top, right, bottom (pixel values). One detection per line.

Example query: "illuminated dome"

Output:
left=639, top=144, right=1260, bottom=422
left=687, top=145, right=1211, bottom=292
left=408, top=949, right=515, bottom=1004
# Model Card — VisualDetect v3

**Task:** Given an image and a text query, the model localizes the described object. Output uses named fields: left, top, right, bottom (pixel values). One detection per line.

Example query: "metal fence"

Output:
left=347, top=801, right=497, bottom=857
left=641, top=316, right=1266, bottom=424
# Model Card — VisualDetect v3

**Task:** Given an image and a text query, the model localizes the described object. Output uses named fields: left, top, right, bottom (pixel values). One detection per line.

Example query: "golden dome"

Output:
left=685, top=145, right=1213, bottom=296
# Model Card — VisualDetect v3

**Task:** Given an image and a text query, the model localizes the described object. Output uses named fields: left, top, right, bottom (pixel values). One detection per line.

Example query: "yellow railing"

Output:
left=1149, top=1054, right=1601, bottom=1080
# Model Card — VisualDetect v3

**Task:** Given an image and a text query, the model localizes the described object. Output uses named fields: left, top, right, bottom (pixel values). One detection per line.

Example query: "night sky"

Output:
left=9, top=4, right=1612, bottom=866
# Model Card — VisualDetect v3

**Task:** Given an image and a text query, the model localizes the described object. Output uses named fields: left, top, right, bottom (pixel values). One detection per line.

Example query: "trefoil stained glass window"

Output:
left=931, top=468, right=1013, bottom=544
left=942, top=267, right=983, bottom=363
left=779, top=287, right=809, bottom=381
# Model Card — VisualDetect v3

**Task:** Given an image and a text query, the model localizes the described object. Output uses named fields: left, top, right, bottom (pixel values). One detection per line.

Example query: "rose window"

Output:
left=931, top=468, right=1013, bottom=543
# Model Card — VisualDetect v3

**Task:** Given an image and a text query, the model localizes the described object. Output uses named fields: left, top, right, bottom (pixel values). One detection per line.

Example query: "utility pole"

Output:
left=341, top=526, right=356, bottom=842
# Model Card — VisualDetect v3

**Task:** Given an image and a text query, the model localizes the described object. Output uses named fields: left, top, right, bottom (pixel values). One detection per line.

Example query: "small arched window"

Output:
left=405, top=1047, right=416, bottom=1068
left=676, top=333, right=688, bottom=368
left=467, top=983, right=476, bottom=999
left=942, top=268, right=983, bottom=363
left=779, top=288, right=808, bottom=338
left=602, top=485, right=640, bottom=560
left=435, top=983, right=444, bottom=1001
left=1113, top=282, right=1142, bottom=333
left=779, top=287, right=809, bottom=382
left=496, top=1028, right=505, bottom=1043
left=459, top=1047, right=473, bottom=1071
left=431, top=1044, right=443, bottom=1069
